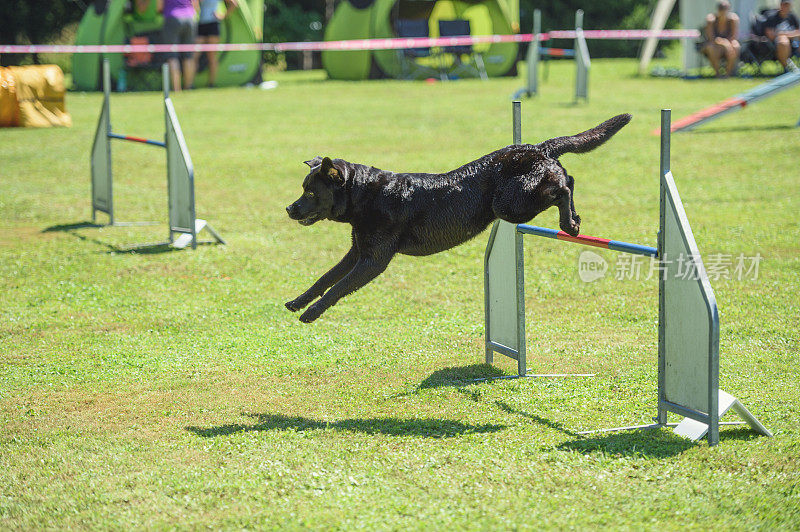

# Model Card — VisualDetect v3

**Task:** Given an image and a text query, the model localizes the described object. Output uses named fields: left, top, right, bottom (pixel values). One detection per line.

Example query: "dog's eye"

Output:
left=305, top=191, right=315, bottom=199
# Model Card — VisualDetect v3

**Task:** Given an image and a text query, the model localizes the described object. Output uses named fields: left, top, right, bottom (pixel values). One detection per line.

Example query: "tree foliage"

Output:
left=262, top=0, right=324, bottom=68
left=0, top=0, right=85, bottom=65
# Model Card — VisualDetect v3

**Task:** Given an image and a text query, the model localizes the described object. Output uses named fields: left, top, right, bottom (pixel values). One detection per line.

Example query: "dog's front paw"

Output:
left=561, top=215, right=581, bottom=237
left=285, top=296, right=311, bottom=312
left=299, top=304, right=324, bottom=323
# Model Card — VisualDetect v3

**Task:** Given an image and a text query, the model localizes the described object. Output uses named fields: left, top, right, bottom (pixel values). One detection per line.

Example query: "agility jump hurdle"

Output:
left=483, top=102, right=772, bottom=445
left=513, top=9, right=590, bottom=102
left=91, top=60, right=224, bottom=249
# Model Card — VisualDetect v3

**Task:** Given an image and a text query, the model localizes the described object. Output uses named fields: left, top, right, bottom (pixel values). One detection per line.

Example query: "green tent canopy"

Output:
left=322, top=0, right=519, bottom=80
left=73, top=0, right=264, bottom=91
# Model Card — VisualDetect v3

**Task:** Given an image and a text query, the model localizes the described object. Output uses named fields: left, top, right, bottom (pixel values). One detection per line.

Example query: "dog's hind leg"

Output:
left=299, top=252, right=394, bottom=323
left=558, top=175, right=581, bottom=236
left=286, top=245, right=358, bottom=312
left=492, top=179, right=580, bottom=236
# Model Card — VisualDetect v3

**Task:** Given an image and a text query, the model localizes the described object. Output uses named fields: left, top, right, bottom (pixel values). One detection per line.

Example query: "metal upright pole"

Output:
left=162, top=62, right=172, bottom=244
left=574, top=10, right=589, bottom=102
left=512, top=101, right=526, bottom=376
left=162, top=62, right=170, bottom=100
left=657, top=109, right=670, bottom=426
left=529, top=9, right=541, bottom=96
left=103, top=59, right=114, bottom=225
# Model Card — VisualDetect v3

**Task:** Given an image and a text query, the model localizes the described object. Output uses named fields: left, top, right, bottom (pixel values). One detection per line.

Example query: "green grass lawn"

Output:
left=1, top=59, right=799, bottom=529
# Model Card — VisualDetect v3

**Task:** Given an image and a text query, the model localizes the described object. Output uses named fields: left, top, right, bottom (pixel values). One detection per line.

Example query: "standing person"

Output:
left=701, top=1, right=741, bottom=78
left=160, top=0, right=199, bottom=91
left=765, top=0, right=800, bottom=72
left=195, top=0, right=238, bottom=87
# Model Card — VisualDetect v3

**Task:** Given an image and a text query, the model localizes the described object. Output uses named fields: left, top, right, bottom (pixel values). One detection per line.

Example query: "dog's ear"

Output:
left=304, top=156, right=323, bottom=168
left=321, top=157, right=344, bottom=185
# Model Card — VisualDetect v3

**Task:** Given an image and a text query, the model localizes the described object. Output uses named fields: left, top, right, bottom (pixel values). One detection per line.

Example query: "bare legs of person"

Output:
left=775, top=35, right=798, bottom=70
left=168, top=56, right=197, bottom=91
left=168, top=57, right=182, bottom=92
left=182, top=55, right=196, bottom=89
left=207, top=35, right=220, bottom=87
left=704, top=38, right=739, bottom=77
left=195, top=35, right=220, bottom=87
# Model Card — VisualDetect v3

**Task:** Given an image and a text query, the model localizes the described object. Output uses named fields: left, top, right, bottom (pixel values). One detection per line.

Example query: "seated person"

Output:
left=701, top=1, right=740, bottom=77
left=765, top=0, right=800, bottom=71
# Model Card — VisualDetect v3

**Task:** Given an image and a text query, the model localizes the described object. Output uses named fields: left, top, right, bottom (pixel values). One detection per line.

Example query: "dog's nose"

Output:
left=286, top=205, right=292, bottom=214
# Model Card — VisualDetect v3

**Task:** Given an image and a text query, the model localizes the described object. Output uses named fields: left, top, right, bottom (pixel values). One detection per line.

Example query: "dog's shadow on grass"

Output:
left=186, top=413, right=505, bottom=439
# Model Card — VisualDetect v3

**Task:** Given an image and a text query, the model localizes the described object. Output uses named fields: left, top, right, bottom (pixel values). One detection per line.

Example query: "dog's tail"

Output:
left=537, top=113, right=632, bottom=158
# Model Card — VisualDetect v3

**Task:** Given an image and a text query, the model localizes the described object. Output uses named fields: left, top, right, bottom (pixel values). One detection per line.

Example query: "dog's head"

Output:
left=286, top=156, right=345, bottom=226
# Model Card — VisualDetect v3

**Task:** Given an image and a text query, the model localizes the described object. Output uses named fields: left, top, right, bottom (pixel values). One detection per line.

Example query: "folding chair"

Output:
left=437, top=19, right=488, bottom=81
left=395, top=19, right=438, bottom=80
left=740, top=10, right=779, bottom=75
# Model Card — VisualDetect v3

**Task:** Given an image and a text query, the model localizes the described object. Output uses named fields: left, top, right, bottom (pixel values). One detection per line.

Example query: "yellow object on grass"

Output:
left=0, top=65, right=71, bottom=128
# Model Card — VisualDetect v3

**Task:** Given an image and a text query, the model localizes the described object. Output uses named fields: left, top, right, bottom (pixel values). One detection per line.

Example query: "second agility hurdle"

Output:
left=91, top=60, right=224, bottom=249
left=513, top=9, right=590, bottom=102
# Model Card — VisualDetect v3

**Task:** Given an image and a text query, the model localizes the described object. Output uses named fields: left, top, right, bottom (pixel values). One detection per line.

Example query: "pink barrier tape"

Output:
left=0, top=35, right=533, bottom=54
left=0, top=29, right=700, bottom=55
left=549, top=29, right=700, bottom=39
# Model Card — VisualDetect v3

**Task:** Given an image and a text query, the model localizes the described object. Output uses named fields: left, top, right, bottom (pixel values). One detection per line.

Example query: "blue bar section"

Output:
left=516, top=224, right=559, bottom=239
left=608, top=240, right=658, bottom=257
left=108, top=132, right=166, bottom=148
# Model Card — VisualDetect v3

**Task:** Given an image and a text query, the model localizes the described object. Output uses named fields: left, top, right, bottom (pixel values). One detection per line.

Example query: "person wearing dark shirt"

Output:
left=765, top=0, right=800, bottom=71
left=702, top=1, right=741, bottom=77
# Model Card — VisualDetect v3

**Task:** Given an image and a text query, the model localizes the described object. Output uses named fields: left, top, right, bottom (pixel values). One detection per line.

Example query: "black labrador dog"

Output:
left=286, top=113, right=631, bottom=323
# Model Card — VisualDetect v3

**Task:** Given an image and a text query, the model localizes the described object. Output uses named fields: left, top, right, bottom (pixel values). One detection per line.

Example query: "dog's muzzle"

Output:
left=286, top=204, right=320, bottom=226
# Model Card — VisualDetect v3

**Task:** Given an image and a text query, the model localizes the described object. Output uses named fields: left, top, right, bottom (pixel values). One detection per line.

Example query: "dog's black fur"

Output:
left=285, top=113, right=632, bottom=323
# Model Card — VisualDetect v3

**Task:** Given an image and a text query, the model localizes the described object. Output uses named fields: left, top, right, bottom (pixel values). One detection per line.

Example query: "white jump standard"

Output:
left=513, top=9, right=590, bottom=102
left=91, top=59, right=224, bottom=249
left=483, top=103, right=772, bottom=446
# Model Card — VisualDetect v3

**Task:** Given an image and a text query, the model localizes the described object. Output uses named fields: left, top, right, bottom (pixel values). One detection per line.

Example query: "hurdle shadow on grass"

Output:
left=690, top=124, right=795, bottom=134
left=186, top=413, right=506, bottom=439
left=41, top=222, right=204, bottom=254
left=418, top=365, right=580, bottom=438
left=42, top=222, right=105, bottom=232
left=557, top=426, right=760, bottom=458
left=418, top=364, right=506, bottom=389
left=67, top=231, right=181, bottom=254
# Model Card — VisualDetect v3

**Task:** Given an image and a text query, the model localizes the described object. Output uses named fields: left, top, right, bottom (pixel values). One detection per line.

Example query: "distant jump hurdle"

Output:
left=483, top=102, right=772, bottom=445
left=91, top=60, right=224, bottom=249
left=512, top=9, right=590, bottom=102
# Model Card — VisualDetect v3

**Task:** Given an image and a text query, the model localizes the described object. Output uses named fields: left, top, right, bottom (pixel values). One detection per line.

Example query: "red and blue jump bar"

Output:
left=540, top=47, right=576, bottom=57
left=108, top=132, right=166, bottom=148
left=517, top=224, right=657, bottom=257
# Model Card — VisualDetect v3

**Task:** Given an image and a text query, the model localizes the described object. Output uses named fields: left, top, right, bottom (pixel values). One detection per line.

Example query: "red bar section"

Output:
left=125, top=135, right=150, bottom=143
left=555, top=231, right=611, bottom=249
